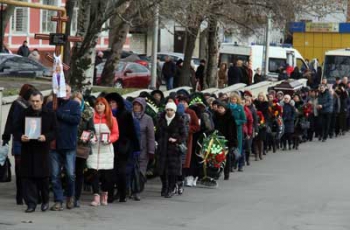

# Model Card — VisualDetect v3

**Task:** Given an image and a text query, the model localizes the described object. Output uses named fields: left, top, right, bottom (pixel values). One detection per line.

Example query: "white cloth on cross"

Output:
left=52, top=54, right=66, bottom=98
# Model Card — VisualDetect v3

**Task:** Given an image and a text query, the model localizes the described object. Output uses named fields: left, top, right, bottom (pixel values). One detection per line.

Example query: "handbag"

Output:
left=0, top=157, right=11, bottom=183
left=300, top=120, right=310, bottom=129
left=177, top=143, right=187, bottom=155
left=231, top=147, right=241, bottom=161
left=76, top=145, right=90, bottom=159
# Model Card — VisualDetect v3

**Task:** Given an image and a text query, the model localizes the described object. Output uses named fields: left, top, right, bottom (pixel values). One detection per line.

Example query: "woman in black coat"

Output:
left=156, top=102, right=185, bottom=198
left=281, top=95, right=295, bottom=150
left=213, top=101, right=238, bottom=180
left=105, top=93, right=140, bottom=203
left=254, top=92, right=270, bottom=154
left=2, top=84, right=36, bottom=205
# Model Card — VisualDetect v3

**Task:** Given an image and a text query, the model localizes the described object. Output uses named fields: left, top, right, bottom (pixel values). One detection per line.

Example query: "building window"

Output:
left=11, top=1, right=28, bottom=33
left=41, top=0, right=57, bottom=33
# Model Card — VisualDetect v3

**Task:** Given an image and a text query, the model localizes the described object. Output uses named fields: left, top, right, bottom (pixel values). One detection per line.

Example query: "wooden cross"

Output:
left=35, top=11, right=83, bottom=66
left=34, top=11, right=83, bottom=109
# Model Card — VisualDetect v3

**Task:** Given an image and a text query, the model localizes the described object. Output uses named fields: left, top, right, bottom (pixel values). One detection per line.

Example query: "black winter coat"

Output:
left=282, top=103, right=295, bottom=134
left=254, top=100, right=270, bottom=123
left=19, top=107, right=57, bottom=178
left=228, top=66, right=242, bottom=85
left=213, top=109, right=238, bottom=148
left=105, top=93, right=140, bottom=161
left=156, top=113, right=185, bottom=176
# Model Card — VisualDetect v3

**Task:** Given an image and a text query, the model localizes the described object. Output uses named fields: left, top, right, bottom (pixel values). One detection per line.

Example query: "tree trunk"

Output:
left=205, top=18, right=219, bottom=88
left=63, top=0, right=77, bottom=75
left=199, top=28, right=208, bottom=60
left=100, top=17, right=130, bottom=86
left=68, top=0, right=109, bottom=89
left=179, top=25, right=201, bottom=87
left=1, top=5, right=15, bottom=49
left=100, top=2, right=137, bottom=86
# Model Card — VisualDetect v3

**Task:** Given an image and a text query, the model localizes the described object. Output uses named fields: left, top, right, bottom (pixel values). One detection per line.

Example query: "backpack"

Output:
left=201, top=110, right=215, bottom=133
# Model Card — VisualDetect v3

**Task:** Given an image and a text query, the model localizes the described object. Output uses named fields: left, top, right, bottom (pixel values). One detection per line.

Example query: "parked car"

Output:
left=96, top=61, right=151, bottom=88
left=0, top=54, right=51, bottom=77
left=157, top=52, right=200, bottom=70
left=99, top=49, right=149, bottom=68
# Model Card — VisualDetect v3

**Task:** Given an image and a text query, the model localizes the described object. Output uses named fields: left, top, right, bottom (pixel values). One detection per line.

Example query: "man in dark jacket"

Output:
left=18, top=91, right=57, bottom=213
left=227, top=61, right=243, bottom=86
left=162, top=56, right=176, bottom=90
left=17, top=40, right=30, bottom=57
left=47, top=84, right=81, bottom=211
left=93, top=51, right=104, bottom=85
left=317, top=84, right=333, bottom=142
left=195, top=60, right=206, bottom=90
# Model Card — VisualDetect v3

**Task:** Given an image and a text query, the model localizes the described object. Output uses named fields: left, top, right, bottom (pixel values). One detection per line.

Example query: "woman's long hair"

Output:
left=94, top=97, right=113, bottom=130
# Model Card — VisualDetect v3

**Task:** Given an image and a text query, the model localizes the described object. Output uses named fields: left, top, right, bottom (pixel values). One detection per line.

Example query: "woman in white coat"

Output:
left=87, top=97, right=119, bottom=206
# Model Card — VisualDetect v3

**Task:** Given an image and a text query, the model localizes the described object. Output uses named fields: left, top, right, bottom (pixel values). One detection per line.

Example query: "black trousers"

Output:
left=14, top=156, right=22, bottom=203
left=224, top=152, right=232, bottom=178
left=108, top=156, right=127, bottom=201
left=282, top=133, right=293, bottom=148
left=319, top=113, right=331, bottom=140
left=91, top=169, right=113, bottom=194
left=22, top=177, right=49, bottom=208
left=160, top=174, right=176, bottom=192
left=75, top=157, right=86, bottom=201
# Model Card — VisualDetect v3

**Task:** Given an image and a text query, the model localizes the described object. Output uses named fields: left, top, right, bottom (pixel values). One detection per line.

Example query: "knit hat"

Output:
left=243, top=90, right=253, bottom=98
left=165, top=102, right=177, bottom=112
left=216, top=100, right=227, bottom=109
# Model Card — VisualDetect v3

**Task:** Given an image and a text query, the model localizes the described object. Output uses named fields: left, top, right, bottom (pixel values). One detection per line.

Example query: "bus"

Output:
left=219, top=44, right=308, bottom=79
left=323, top=48, right=350, bottom=83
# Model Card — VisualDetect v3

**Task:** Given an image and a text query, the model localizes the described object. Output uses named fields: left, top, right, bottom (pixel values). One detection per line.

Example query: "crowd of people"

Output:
left=2, top=75, right=350, bottom=213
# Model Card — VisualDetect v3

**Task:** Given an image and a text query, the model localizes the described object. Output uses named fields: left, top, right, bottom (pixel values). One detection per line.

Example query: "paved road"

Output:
left=0, top=130, right=349, bottom=230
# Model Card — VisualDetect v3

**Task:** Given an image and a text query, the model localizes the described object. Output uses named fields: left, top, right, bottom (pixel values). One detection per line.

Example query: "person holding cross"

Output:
left=47, top=84, right=81, bottom=211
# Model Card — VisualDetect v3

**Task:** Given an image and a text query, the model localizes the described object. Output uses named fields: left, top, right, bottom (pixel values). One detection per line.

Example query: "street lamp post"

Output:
left=150, top=3, right=159, bottom=89
left=0, top=87, right=3, bottom=142
left=0, top=3, right=3, bottom=53
left=264, top=12, right=272, bottom=77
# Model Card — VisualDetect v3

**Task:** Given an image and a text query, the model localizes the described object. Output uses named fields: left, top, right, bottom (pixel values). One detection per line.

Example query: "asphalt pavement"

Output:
left=0, top=121, right=350, bottom=229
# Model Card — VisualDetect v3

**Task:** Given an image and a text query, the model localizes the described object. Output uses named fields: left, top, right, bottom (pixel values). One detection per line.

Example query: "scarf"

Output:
left=229, top=103, right=237, bottom=110
left=133, top=111, right=142, bottom=120
left=112, top=108, right=118, bottom=117
left=165, top=114, right=175, bottom=126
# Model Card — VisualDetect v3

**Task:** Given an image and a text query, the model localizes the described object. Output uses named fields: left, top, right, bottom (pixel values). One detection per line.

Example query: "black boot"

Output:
left=165, top=175, right=175, bottom=198
left=160, top=175, right=168, bottom=197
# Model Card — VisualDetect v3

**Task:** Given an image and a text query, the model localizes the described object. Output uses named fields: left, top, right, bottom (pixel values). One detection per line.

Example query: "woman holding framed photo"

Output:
left=87, top=97, right=119, bottom=207
left=72, top=92, right=95, bottom=207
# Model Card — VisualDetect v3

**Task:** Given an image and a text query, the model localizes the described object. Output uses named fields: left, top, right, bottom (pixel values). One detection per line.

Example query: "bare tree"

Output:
left=161, top=0, right=340, bottom=89
left=100, top=0, right=157, bottom=86
left=63, top=0, right=77, bottom=68
left=68, top=0, right=129, bottom=89
left=0, top=4, right=15, bottom=49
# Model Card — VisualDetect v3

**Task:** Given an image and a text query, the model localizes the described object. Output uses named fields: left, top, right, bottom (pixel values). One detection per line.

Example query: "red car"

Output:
left=96, top=62, right=151, bottom=88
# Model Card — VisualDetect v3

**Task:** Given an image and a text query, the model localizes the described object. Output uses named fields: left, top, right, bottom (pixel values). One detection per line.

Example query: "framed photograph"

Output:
left=100, top=132, right=110, bottom=143
left=25, top=117, right=42, bottom=139
left=80, top=131, right=91, bottom=142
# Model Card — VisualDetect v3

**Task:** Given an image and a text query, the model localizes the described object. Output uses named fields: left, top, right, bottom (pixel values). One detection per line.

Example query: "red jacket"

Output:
left=243, top=105, right=253, bottom=137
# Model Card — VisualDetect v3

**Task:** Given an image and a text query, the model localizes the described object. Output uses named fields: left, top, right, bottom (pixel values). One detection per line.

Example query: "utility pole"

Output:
left=150, top=3, right=159, bottom=89
left=0, top=3, right=3, bottom=53
left=264, top=12, right=271, bottom=77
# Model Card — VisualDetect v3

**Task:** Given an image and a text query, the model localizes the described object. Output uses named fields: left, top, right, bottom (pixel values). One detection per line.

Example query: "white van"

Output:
left=323, top=48, right=350, bottom=83
left=219, top=44, right=308, bottom=79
